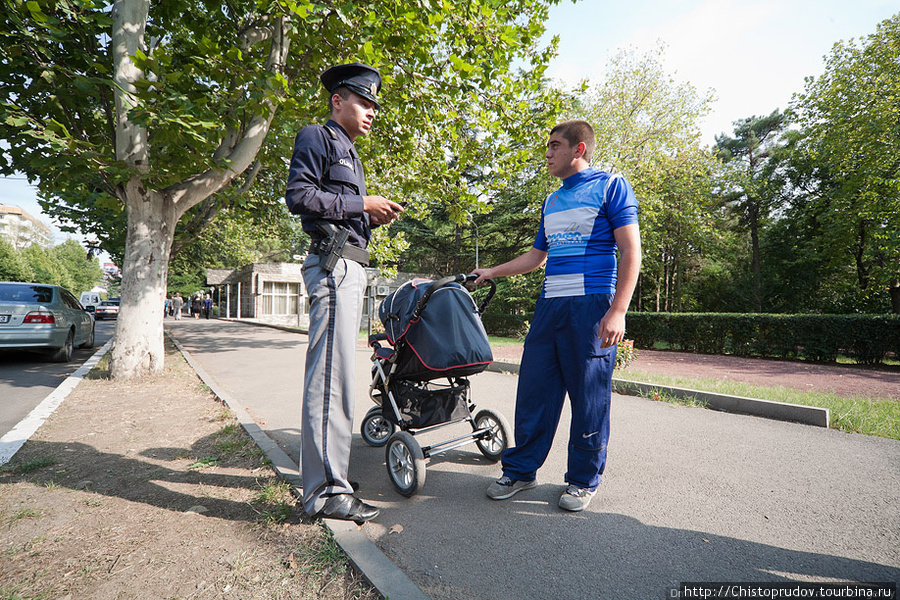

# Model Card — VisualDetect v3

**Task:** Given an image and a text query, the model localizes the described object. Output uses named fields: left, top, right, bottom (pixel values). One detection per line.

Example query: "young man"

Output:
left=474, top=120, right=641, bottom=512
left=284, top=62, right=403, bottom=523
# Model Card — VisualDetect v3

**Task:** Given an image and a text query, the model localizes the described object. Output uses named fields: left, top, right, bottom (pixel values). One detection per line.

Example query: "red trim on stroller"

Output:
left=404, top=341, right=493, bottom=372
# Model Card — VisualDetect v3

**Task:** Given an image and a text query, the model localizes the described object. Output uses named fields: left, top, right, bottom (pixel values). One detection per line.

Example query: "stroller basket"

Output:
left=384, top=379, right=470, bottom=429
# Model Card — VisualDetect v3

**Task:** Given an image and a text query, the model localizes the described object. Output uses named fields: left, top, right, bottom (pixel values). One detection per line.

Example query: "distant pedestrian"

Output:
left=191, top=295, right=201, bottom=319
left=172, top=293, right=184, bottom=320
left=202, top=294, right=212, bottom=319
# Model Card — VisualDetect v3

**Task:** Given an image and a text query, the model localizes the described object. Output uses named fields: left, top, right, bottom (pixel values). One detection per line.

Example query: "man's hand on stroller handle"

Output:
left=471, top=270, right=494, bottom=285
left=464, top=274, right=496, bottom=315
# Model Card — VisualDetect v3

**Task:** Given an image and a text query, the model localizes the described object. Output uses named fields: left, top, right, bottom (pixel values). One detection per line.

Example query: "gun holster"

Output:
left=314, top=221, right=351, bottom=273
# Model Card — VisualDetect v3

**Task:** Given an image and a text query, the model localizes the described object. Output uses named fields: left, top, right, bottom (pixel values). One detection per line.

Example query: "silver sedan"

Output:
left=0, top=282, right=96, bottom=363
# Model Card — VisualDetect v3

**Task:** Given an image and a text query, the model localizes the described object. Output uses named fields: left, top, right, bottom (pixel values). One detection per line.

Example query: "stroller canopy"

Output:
left=379, top=278, right=493, bottom=380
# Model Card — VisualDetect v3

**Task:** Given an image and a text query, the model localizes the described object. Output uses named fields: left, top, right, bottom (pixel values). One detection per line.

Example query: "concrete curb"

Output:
left=166, top=330, right=431, bottom=600
left=486, top=361, right=830, bottom=428
left=611, top=379, right=830, bottom=428
left=221, top=317, right=308, bottom=335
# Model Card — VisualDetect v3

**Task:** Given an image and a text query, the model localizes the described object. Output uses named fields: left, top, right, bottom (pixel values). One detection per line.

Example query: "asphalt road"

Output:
left=168, top=319, right=900, bottom=600
left=0, top=319, right=116, bottom=437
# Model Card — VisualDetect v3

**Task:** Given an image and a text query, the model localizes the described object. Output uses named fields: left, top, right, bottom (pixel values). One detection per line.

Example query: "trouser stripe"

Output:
left=321, top=272, right=337, bottom=486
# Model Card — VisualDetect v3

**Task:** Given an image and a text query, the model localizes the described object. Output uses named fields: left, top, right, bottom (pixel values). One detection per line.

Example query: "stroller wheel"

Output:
left=361, top=407, right=395, bottom=447
left=473, top=409, right=512, bottom=462
left=386, top=432, right=426, bottom=497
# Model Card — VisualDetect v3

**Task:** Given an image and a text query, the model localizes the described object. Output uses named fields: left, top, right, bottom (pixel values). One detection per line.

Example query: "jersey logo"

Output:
left=547, top=222, right=585, bottom=246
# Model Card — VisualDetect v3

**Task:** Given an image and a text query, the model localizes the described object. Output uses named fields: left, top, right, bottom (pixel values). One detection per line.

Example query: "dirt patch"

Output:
left=0, top=341, right=380, bottom=600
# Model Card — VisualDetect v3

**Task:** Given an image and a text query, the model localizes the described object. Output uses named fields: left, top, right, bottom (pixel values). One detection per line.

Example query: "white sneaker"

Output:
left=558, top=485, right=596, bottom=512
left=486, top=476, right=537, bottom=500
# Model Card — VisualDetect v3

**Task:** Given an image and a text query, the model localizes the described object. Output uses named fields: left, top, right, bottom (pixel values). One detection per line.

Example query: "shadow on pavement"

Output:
left=363, top=466, right=900, bottom=600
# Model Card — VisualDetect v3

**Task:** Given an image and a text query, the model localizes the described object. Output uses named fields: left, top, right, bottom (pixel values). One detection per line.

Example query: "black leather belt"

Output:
left=309, top=238, right=370, bottom=266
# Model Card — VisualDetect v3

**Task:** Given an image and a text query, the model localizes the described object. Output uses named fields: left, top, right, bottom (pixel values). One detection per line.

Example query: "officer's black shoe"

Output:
left=316, top=494, right=380, bottom=523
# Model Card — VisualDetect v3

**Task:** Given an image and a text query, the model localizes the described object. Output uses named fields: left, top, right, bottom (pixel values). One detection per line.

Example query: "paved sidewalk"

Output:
left=167, top=319, right=900, bottom=600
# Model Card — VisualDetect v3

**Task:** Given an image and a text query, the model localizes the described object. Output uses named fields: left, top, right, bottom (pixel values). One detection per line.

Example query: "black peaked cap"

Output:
left=320, top=62, right=382, bottom=108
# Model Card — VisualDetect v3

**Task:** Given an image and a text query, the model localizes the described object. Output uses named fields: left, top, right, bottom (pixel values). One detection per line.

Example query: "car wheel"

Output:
left=51, top=330, right=74, bottom=363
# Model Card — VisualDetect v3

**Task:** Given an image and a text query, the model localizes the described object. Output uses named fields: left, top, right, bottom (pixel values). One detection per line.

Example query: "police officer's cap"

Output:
left=320, top=62, right=382, bottom=108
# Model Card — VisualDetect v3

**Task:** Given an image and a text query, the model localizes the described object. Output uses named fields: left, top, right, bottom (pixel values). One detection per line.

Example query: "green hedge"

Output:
left=482, top=312, right=532, bottom=339
left=625, top=313, right=900, bottom=365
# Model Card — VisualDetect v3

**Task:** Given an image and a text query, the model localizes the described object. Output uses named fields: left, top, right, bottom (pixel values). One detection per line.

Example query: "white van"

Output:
left=80, top=291, right=102, bottom=311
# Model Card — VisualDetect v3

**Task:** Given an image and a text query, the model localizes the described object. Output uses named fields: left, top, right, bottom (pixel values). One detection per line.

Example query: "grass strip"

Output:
left=619, top=368, right=899, bottom=440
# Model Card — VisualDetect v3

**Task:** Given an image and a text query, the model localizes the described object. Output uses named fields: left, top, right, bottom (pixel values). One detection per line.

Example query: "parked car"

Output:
left=0, top=282, right=95, bottom=362
left=94, top=299, right=120, bottom=320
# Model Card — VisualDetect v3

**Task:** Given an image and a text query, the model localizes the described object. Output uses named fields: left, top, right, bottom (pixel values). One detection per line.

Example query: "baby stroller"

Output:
left=362, top=274, right=512, bottom=497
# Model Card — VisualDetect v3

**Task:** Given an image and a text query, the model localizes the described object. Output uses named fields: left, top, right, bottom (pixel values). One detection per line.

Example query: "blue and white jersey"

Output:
left=534, top=168, right=639, bottom=298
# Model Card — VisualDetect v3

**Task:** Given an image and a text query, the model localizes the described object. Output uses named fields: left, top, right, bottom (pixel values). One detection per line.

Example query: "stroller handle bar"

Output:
left=413, top=274, right=496, bottom=320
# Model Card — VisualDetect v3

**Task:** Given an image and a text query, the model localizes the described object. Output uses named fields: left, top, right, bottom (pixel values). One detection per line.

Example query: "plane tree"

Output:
left=0, top=0, right=561, bottom=377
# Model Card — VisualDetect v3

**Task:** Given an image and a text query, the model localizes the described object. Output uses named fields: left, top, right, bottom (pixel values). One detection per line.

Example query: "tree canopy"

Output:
left=714, top=110, right=789, bottom=312
left=579, top=45, right=718, bottom=313
left=783, top=13, right=900, bottom=313
left=0, top=238, right=105, bottom=292
left=3, top=2, right=897, bottom=370
left=1, top=0, right=564, bottom=377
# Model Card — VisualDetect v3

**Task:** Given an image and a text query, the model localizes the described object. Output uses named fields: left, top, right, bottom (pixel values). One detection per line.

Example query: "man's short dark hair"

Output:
left=328, top=86, right=353, bottom=112
left=550, top=120, right=595, bottom=162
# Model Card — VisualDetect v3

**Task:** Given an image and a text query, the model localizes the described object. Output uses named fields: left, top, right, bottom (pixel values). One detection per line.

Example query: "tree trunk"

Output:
left=635, top=272, right=643, bottom=312
left=748, top=200, right=762, bottom=312
left=110, top=181, right=177, bottom=378
left=110, top=0, right=156, bottom=379
left=890, top=280, right=900, bottom=314
left=107, top=1, right=288, bottom=379
left=853, top=220, right=869, bottom=290
left=674, top=249, right=683, bottom=313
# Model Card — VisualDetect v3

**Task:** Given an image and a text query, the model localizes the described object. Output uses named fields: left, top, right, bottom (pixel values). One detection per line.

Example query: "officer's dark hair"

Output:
left=328, top=86, right=353, bottom=112
left=550, top=120, right=595, bottom=162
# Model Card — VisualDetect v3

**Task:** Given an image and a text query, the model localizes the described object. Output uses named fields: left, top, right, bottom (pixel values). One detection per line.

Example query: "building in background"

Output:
left=0, top=204, right=52, bottom=249
left=206, top=263, right=430, bottom=330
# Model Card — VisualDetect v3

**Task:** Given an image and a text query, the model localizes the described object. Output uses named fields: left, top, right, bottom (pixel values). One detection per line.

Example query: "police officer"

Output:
left=285, top=62, right=403, bottom=522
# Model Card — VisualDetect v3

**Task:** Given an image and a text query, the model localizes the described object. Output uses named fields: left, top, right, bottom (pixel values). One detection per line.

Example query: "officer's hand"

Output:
left=364, top=195, right=404, bottom=225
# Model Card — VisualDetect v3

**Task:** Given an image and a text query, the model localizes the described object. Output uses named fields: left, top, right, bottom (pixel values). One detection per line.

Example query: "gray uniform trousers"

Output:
left=300, top=254, right=367, bottom=515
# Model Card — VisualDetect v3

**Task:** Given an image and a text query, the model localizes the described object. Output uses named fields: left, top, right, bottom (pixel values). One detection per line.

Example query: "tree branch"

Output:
left=161, top=17, right=290, bottom=217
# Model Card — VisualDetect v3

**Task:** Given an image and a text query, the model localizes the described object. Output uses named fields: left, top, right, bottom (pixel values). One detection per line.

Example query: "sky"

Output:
left=543, top=0, right=899, bottom=144
left=1, top=0, right=897, bottom=259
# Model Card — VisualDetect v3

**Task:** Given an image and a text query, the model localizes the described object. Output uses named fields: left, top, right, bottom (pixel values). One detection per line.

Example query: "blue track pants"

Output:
left=502, top=293, right=617, bottom=490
